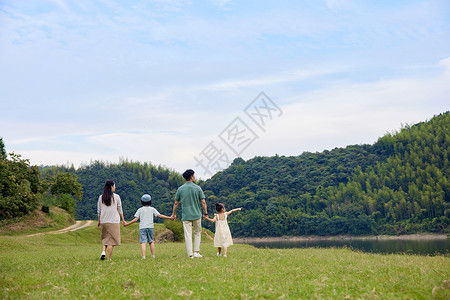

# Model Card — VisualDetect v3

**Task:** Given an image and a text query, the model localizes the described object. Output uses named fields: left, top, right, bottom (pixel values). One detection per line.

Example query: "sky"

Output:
left=1, top=0, right=449, bottom=179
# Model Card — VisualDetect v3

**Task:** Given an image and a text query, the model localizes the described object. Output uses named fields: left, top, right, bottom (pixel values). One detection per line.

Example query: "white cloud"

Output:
left=1, top=1, right=449, bottom=180
left=249, top=58, right=450, bottom=159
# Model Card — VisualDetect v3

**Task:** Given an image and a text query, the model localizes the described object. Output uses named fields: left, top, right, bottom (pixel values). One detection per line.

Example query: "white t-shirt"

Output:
left=134, top=206, right=160, bottom=229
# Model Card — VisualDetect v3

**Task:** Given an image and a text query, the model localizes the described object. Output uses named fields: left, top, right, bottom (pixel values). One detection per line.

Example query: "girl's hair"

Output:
left=102, top=180, right=115, bottom=206
left=141, top=200, right=151, bottom=206
left=215, top=202, right=225, bottom=213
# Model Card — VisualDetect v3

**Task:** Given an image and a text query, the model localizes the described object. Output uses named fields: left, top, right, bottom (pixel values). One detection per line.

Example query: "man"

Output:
left=171, top=169, right=208, bottom=258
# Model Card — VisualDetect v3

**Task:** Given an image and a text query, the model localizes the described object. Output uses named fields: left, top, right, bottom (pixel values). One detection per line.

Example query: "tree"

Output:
left=0, top=153, right=41, bottom=219
left=48, top=172, right=83, bottom=215
left=0, top=137, right=6, bottom=159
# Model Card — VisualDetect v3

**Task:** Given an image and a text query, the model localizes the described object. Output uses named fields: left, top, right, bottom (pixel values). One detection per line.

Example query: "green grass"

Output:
left=0, top=207, right=74, bottom=236
left=1, top=223, right=449, bottom=299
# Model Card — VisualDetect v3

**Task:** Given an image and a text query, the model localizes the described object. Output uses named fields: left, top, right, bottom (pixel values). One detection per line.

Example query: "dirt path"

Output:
left=26, top=220, right=95, bottom=237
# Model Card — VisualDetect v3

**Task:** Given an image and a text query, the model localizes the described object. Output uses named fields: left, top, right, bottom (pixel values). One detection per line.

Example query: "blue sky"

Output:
left=1, top=0, right=449, bottom=178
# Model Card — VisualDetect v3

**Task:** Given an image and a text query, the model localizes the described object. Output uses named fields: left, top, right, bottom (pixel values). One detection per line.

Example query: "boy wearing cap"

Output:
left=124, top=194, right=172, bottom=259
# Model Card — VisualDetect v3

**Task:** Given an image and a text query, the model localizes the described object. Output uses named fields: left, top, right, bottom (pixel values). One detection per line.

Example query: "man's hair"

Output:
left=182, top=169, right=195, bottom=181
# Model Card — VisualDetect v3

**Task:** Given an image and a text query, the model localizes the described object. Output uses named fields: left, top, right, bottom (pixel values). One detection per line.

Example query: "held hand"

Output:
left=97, top=222, right=101, bottom=228
left=122, top=220, right=126, bottom=227
left=170, top=214, right=176, bottom=221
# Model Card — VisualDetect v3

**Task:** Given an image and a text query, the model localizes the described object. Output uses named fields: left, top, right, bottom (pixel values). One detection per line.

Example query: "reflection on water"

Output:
left=244, top=239, right=450, bottom=256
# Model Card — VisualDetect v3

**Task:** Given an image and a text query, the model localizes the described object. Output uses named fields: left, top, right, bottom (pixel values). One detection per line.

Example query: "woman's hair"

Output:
left=215, top=202, right=225, bottom=213
left=102, top=180, right=115, bottom=206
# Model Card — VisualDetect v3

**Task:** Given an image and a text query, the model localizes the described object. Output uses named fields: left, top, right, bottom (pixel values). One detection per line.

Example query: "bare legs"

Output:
left=106, top=245, right=114, bottom=260
left=150, top=242, right=155, bottom=257
left=141, top=242, right=155, bottom=258
left=217, top=247, right=228, bottom=256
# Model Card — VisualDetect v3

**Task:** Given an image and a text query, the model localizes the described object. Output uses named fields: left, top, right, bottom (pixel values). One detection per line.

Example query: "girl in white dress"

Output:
left=205, top=203, right=242, bottom=257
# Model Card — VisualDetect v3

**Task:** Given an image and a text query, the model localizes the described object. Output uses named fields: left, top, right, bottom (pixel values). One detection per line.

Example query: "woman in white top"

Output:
left=205, top=202, right=242, bottom=257
left=97, top=180, right=126, bottom=261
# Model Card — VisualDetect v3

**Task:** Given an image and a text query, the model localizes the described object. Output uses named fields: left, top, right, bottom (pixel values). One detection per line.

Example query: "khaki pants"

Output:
left=182, top=219, right=202, bottom=257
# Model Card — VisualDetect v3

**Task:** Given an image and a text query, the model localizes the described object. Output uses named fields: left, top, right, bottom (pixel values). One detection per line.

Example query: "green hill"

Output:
left=27, top=112, right=450, bottom=237
left=200, top=112, right=450, bottom=236
left=41, top=160, right=184, bottom=221
left=0, top=206, right=73, bottom=236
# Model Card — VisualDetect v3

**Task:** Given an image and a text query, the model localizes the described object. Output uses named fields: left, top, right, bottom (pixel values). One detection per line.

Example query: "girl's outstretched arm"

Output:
left=225, top=208, right=242, bottom=215
left=205, top=215, right=217, bottom=223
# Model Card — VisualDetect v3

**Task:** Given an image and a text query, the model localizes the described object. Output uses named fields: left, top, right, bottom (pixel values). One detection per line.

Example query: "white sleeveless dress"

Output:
left=214, top=213, right=233, bottom=248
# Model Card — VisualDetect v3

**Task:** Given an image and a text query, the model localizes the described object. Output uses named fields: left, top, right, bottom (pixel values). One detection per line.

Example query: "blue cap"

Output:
left=141, top=194, right=151, bottom=202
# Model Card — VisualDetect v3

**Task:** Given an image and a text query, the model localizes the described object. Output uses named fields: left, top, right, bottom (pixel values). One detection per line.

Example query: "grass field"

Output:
left=1, top=221, right=449, bottom=299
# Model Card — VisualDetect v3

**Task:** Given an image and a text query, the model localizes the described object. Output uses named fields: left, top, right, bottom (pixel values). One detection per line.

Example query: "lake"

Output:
left=238, top=238, right=450, bottom=256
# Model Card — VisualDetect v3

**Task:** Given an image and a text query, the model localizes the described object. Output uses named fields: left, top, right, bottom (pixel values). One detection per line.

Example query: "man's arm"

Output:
left=201, top=199, right=208, bottom=216
left=171, top=201, right=179, bottom=220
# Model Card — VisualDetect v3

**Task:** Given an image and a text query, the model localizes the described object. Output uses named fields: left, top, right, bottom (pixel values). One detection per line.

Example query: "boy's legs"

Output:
left=149, top=242, right=155, bottom=257
left=139, top=228, right=151, bottom=258
left=141, top=243, right=146, bottom=258
left=182, top=220, right=194, bottom=257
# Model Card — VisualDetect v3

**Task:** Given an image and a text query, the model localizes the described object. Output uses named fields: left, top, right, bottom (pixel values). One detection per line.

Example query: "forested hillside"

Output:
left=200, top=112, right=450, bottom=236
left=38, top=112, right=450, bottom=237
left=41, top=160, right=184, bottom=221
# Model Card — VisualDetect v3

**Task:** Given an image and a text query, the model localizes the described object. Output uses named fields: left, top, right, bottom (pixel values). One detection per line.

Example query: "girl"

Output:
left=205, top=203, right=242, bottom=257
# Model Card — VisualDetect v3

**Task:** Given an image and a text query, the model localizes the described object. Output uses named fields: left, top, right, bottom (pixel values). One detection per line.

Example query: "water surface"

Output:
left=241, top=238, right=450, bottom=256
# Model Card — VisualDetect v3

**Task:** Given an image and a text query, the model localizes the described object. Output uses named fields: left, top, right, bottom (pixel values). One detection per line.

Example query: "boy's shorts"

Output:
left=139, top=228, right=154, bottom=243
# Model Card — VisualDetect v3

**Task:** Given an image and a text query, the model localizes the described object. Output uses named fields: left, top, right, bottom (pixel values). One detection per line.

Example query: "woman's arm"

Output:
left=97, top=196, right=102, bottom=227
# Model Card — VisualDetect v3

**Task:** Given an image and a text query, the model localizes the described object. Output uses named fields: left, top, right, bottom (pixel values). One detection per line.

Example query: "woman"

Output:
left=97, top=180, right=126, bottom=261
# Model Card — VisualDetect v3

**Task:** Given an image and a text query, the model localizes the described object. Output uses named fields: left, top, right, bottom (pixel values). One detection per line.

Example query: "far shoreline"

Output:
left=234, top=233, right=449, bottom=243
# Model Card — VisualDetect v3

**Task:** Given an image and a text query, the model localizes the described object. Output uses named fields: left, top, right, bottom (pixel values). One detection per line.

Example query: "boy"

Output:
left=124, top=194, right=172, bottom=259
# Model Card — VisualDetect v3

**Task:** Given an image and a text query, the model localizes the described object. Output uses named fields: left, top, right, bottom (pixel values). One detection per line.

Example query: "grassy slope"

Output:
left=0, top=207, right=74, bottom=236
left=1, top=222, right=449, bottom=299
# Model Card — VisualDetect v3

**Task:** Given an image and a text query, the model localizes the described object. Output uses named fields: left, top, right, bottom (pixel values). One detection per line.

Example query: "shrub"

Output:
left=164, top=219, right=184, bottom=241
left=42, top=205, right=50, bottom=214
